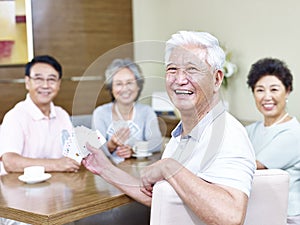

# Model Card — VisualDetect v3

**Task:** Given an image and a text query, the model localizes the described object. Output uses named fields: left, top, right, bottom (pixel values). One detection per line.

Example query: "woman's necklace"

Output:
left=115, top=103, right=125, bottom=120
left=115, top=103, right=134, bottom=121
left=269, top=112, right=289, bottom=127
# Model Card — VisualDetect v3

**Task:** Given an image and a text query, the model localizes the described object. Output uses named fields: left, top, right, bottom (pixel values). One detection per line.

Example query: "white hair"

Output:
left=165, top=31, right=225, bottom=71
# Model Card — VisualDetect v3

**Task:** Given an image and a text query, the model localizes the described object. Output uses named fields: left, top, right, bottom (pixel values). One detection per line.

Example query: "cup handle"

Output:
left=132, top=146, right=137, bottom=153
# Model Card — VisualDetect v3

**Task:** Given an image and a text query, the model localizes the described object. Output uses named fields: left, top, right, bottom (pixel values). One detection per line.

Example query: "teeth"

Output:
left=263, top=103, right=274, bottom=108
left=175, top=90, right=193, bottom=95
left=39, top=92, right=51, bottom=95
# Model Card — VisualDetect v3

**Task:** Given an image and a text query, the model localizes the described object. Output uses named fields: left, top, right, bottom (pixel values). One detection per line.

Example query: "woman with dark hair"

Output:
left=92, top=58, right=162, bottom=162
left=246, top=58, right=300, bottom=225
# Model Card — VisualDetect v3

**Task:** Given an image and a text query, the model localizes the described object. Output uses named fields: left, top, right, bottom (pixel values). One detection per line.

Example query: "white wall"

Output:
left=132, top=0, right=300, bottom=121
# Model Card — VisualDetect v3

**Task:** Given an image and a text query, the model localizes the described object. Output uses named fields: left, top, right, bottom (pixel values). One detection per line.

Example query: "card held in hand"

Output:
left=74, top=126, right=106, bottom=158
left=62, top=131, right=82, bottom=163
left=62, top=126, right=106, bottom=163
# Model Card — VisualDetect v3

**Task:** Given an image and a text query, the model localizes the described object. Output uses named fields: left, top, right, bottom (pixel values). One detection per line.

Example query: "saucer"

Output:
left=132, top=152, right=152, bottom=158
left=18, top=173, right=52, bottom=184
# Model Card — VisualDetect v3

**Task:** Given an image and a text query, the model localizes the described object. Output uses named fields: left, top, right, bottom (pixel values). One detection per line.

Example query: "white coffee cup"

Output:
left=24, top=166, right=45, bottom=178
left=133, top=141, right=149, bottom=155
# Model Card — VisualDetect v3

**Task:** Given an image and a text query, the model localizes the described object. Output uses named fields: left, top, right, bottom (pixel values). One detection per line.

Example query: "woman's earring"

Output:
left=285, top=98, right=289, bottom=103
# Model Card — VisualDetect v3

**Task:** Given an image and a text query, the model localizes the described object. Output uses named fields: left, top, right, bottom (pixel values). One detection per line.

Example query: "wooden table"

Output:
left=0, top=153, right=161, bottom=225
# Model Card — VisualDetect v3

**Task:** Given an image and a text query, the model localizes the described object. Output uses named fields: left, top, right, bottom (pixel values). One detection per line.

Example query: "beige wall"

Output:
left=132, top=0, right=300, bottom=121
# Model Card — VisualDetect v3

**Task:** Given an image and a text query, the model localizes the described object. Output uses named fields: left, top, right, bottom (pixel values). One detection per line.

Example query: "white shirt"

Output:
left=150, top=102, right=256, bottom=225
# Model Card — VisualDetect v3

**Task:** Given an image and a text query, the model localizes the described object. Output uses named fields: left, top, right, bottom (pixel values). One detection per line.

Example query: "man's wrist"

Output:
left=162, top=158, right=183, bottom=180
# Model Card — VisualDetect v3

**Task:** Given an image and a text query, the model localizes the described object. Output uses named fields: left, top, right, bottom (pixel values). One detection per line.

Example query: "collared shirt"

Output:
left=150, top=102, right=256, bottom=225
left=0, top=94, right=73, bottom=175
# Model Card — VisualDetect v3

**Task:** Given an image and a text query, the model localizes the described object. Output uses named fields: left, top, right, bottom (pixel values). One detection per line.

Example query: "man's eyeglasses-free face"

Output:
left=29, top=76, right=60, bottom=86
left=165, top=62, right=218, bottom=82
left=166, top=64, right=212, bottom=76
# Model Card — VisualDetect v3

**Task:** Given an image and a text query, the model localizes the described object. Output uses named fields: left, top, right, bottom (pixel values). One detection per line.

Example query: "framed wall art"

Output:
left=0, top=0, right=33, bottom=66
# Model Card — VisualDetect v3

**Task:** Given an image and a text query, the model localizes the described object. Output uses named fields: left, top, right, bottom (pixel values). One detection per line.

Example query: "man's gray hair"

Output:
left=165, top=31, right=225, bottom=71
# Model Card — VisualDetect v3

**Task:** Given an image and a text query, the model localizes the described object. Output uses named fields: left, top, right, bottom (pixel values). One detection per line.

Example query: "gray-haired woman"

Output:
left=92, top=58, right=162, bottom=162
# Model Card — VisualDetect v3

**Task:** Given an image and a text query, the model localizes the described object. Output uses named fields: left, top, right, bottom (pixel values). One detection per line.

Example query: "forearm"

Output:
left=163, top=160, right=248, bottom=225
left=101, top=164, right=152, bottom=206
left=2, top=152, right=55, bottom=172
left=2, top=152, right=79, bottom=173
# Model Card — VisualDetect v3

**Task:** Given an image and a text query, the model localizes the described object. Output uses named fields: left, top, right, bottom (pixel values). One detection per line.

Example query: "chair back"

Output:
left=244, top=169, right=289, bottom=225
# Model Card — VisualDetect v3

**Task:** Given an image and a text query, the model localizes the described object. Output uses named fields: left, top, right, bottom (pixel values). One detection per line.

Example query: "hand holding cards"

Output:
left=62, top=126, right=106, bottom=163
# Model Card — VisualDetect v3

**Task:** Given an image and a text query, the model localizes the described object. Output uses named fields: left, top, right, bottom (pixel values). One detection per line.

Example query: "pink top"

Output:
left=0, top=94, right=73, bottom=174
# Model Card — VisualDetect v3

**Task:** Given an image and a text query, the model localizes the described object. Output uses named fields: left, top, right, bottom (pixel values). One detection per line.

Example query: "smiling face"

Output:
left=112, top=68, right=140, bottom=105
left=25, top=62, right=61, bottom=111
left=165, top=45, right=223, bottom=118
left=253, top=75, right=289, bottom=122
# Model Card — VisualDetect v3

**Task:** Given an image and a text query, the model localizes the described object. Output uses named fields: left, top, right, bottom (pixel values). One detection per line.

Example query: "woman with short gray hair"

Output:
left=92, top=58, right=162, bottom=162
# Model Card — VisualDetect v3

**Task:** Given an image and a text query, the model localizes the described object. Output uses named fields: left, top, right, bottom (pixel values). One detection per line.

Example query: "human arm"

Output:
left=82, top=143, right=152, bottom=206
left=246, top=121, right=300, bottom=170
left=106, top=126, right=133, bottom=158
left=92, top=104, right=132, bottom=158
left=2, top=152, right=80, bottom=173
left=256, top=130, right=300, bottom=169
left=0, top=109, right=80, bottom=173
left=106, top=127, right=130, bottom=152
left=140, top=158, right=248, bottom=225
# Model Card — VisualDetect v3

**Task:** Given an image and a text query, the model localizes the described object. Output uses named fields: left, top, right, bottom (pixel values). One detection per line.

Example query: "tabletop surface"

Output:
left=0, top=153, right=161, bottom=225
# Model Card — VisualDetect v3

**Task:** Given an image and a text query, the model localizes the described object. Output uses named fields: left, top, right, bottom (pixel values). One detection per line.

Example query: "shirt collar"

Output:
left=171, top=101, right=225, bottom=141
left=25, top=94, right=56, bottom=120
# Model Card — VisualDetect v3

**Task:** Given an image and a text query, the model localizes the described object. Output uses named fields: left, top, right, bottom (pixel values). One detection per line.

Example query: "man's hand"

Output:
left=55, top=157, right=81, bottom=172
left=82, top=143, right=112, bottom=175
left=140, top=158, right=183, bottom=197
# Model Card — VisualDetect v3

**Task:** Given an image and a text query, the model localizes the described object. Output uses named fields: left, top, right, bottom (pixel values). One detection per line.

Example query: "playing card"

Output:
left=74, top=126, right=107, bottom=158
left=62, top=132, right=83, bottom=163
left=107, top=120, right=140, bottom=143
left=112, top=120, right=129, bottom=132
left=128, top=121, right=140, bottom=137
left=62, top=126, right=106, bottom=163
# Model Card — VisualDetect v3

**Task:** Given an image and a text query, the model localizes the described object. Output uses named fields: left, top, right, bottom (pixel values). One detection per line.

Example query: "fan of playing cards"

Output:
left=62, top=126, right=106, bottom=163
